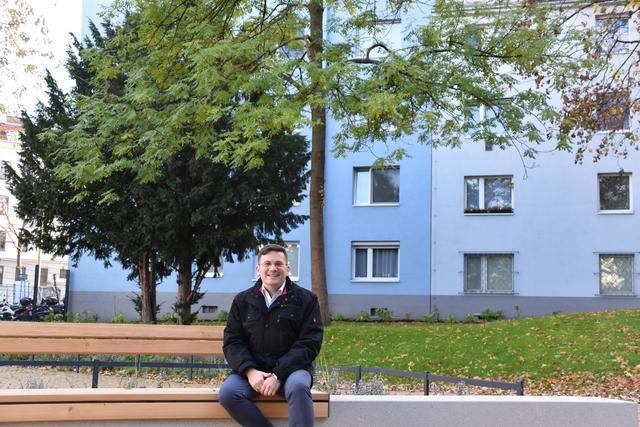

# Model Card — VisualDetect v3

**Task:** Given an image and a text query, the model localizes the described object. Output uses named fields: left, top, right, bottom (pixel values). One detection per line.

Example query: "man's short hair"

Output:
left=258, top=244, right=288, bottom=263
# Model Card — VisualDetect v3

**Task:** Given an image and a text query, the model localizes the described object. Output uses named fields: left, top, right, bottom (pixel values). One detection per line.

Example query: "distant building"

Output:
left=0, top=115, right=69, bottom=304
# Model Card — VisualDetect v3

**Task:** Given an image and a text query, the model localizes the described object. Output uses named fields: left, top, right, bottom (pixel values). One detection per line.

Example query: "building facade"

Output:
left=67, top=1, right=639, bottom=321
left=0, top=115, right=69, bottom=304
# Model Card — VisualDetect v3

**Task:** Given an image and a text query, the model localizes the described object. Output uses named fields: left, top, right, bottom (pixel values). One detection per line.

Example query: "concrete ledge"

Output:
left=13, top=395, right=638, bottom=427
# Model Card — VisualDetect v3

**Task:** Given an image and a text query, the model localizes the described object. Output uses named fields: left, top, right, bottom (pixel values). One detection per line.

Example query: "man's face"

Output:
left=256, top=250, right=290, bottom=290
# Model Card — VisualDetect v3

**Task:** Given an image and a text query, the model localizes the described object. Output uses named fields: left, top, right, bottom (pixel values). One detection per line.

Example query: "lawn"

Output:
left=319, top=309, right=640, bottom=381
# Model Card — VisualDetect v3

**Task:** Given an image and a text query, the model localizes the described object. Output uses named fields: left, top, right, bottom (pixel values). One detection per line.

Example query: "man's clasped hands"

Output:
left=246, top=368, right=281, bottom=396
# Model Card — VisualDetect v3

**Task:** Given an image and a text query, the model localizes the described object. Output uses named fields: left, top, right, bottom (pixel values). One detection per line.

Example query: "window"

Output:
left=464, top=254, right=514, bottom=293
left=599, top=254, right=634, bottom=295
left=40, top=267, right=48, bottom=286
left=353, top=167, right=400, bottom=205
left=0, top=161, right=9, bottom=180
left=598, top=173, right=631, bottom=212
left=596, top=15, right=629, bottom=54
left=204, top=257, right=224, bottom=278
left=0, top=196, right=7, bottom=214
left=284, top=241, right=301, bottom=281
left=0, top=231, right=5, bottom=251
left=464, top=176, right=513, bottom=213
left=5, top=131, right=18, bottom=142
left=352, top=242, right=399, bottom=281
left=596, top=91, right=630, bottom=131
left=470, top=103, right=508, bottom=150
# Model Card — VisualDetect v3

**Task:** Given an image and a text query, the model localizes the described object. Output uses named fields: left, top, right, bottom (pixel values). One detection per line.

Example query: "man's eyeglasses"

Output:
left=259, top=262, right=288, bottom=269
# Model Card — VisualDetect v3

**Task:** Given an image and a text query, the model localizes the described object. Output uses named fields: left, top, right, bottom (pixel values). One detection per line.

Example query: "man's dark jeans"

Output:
left=219, top=370, right=314, bottom=427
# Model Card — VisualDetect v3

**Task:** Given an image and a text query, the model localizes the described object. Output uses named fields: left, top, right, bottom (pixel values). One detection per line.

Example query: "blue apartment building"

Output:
left=70, top=1, right=639, bottom=320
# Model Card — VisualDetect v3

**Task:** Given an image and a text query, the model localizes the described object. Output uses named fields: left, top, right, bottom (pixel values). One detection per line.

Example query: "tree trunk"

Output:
left=137, top=253, right=157, bottom=324
left=176, top=258, right=193, bottom=325
left=308, top=0, right=331, bottom=325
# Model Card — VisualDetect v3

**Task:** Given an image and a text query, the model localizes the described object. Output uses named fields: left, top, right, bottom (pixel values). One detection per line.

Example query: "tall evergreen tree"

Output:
left=9, top=19, right=309, bottom=324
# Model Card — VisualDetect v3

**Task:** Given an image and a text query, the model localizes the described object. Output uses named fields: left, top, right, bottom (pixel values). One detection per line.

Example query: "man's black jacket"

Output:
left=223, top=277, right=324, bottom=384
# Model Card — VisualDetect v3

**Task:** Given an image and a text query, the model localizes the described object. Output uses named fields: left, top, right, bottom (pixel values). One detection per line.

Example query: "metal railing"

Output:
left=0, top=357, right=524, bottom=395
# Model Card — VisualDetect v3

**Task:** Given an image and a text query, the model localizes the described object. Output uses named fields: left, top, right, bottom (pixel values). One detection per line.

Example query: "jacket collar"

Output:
left=249, top=277, right=295, bottom=311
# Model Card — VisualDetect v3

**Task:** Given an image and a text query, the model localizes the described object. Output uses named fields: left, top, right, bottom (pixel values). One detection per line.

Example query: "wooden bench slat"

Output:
left=0, top=388, right=329, bottom=403
left=0, top=323, right=224, bottom=340
left=0, top=338, right=223, bottom=355
left=0, top=402, right=329, bottom=422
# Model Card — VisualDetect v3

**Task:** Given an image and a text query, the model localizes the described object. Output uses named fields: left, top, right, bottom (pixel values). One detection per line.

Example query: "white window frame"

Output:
left=463, top=253, right=515, bottom=294
left=596, top=14, right=630, bottom=55
left=469, top=101, right=509, bottom=150
left=353, top=166, right=400, bottom=206
left=0, top=196, right=8, bottom=214
left=598, top=253, right=635, bottom=296
left=464, top=175, right=514, bottom=214
left=595, top=91, right=630, bottom=132
left=285, top=241, right=301, bottom=282
left=0, top=161, right=9, bottom=180
left=351, top=241, right=400, bottom=282
left=598, top=172, right=632, bottom=214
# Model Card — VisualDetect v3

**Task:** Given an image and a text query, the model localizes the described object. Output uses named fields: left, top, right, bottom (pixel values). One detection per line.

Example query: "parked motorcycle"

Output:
left=33, top=296, right=64, bottom=320
left=0, top=298, right=14, bottom=320
left=4, top=296, right=65, bottom=321
left=11, top=297, right=34, bottom=321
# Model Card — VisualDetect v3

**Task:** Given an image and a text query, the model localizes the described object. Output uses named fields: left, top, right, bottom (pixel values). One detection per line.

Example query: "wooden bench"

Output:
left=0, top=322, right=329, bottom=423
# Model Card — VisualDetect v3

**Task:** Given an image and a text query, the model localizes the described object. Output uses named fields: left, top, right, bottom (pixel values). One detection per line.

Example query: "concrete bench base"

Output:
left=10, top=395, right=638, bottom=427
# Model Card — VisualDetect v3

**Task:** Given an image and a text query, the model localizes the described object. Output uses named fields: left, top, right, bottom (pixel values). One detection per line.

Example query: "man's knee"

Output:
left=284, top=372, right=312, bottom=400
left=219, top=376, right=248, bottom=407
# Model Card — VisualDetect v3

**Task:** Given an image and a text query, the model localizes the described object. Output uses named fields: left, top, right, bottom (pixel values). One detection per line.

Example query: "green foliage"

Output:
left=404, top=313, right=412, bottom=321
left=66, top=310, right=99, bottom=323
left=355, top=310, right=370, bottom=322
left=320, top=309, right=640, bottom=380
left=423, top=309, right=439, bottom=323
left=374, top=307, right=393, bottom=322
left=515, top=306, right=523, bottom=319
left=480, top=309, right=506, bottom=322
left=330, top=312, right=345, bottom=322
left=161, top=312, right=177, bottom=324
left=111, top=312, right=126, bottom=323
left=43, top=313, right=64, bottom=322
left=129, top=292, right=162, bottom=319
left=465, top=313, right=478, bottom=323
left=217, top=309, right=229, bottom=322
left=446, top=315, right=458, bottom=324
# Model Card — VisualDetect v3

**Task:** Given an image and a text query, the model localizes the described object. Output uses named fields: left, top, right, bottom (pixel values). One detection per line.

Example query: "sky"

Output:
left=2, top=0, right=83, bottom=116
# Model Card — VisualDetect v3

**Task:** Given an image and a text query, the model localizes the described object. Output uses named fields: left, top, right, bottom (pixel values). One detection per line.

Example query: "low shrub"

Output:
left=217, top=309, right=229, bottom=322
left=374, top=307, right=393, bottom=322
left=111, top=312, right=126, bottom=323
left=355, top=310, right=370, bottom=322
left=480, top=308, right=505, bottom=322
left=330, top=312, right=345, bottom=322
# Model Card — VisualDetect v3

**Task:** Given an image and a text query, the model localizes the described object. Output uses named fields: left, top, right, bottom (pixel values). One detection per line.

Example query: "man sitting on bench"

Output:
left=220, top=244, right=324, bottom=427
